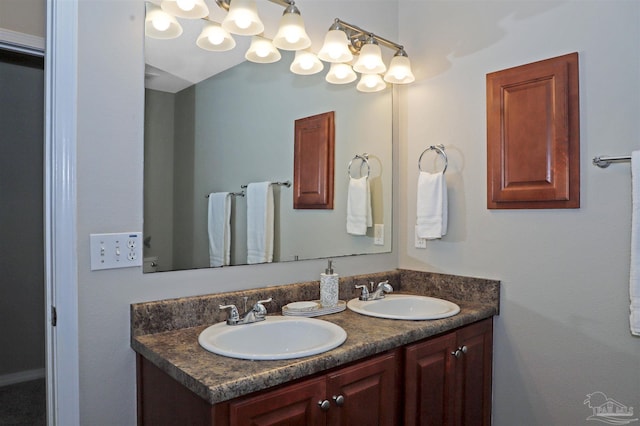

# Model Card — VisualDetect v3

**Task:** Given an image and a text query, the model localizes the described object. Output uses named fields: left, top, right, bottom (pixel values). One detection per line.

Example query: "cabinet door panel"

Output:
left=228, top=376, right=325, bottom=426
left=455, top=319, right=493, bottom=426
left=326, top=351, right=399, bottom=426
left=405, top=333, right=457, bottom=426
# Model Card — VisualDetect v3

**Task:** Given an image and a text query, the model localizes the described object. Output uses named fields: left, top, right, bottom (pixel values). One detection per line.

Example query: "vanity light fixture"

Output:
left=272, top=2, right=311, bottom=51
left=384, top=49, right=415, bottom=84
left=144, top=1, right=415, bottom=90
left=145, top=3, right=183, bottom=39
left=356, top=73, right=386, bottom=93
left=290, top=49, right=324, bottom=75
left=353, top=36, right=386, bottom=74
left=196, top=22, right=236, bottom=52
left=319, top=18, right=415, bottom=89
left=245, top=35, right=281, bottom=63
left=220, top=0, right=264, bottom=36
left=160, top=0, right=209, bottom=19
left=325, top=62, right=357, bottom=84
left=317, top=22, right=353, bottom=63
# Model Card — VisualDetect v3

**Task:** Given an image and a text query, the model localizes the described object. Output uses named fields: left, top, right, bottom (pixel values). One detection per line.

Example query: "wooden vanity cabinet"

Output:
left=404, top=318, right=493, bottom=426
left=137, top=319, right=493, bottom=426
left=225, top=349, right=400, bottom=426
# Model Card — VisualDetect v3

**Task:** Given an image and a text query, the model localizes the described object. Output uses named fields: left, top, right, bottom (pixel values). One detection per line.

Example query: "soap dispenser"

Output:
left=320, top=260, right=339, bottom=308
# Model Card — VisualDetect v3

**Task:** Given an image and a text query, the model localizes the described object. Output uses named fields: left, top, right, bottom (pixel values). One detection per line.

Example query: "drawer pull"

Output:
left=318, top=400, right=331, bottom=411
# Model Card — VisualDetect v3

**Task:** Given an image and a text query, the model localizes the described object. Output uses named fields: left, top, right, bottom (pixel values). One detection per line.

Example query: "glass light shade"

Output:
left=272, top=10, right=311, bottom=51
left=245, top=36, right=281, bottom=63
left=318, top=29, right=353, bottom=63
left=290, top=50, right=323, bottom=75
left=145, top=4, right=183, bottom=39
left=384, top=54, right=415, bottom=84
left=357, top=73, right=387, bottom=93
left=222, top=0, right=264, bottom=36
left=196, top=22, right=236, bottom=52
left=325, top=63, right=357, bottom=84
left=353, top=42, right=386, bottom=74
left=160, top=0, right=209, bottom=19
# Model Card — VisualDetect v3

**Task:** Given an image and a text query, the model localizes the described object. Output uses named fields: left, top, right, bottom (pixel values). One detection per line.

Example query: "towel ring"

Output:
left=348, top=153, right=371, bottom=179
left=418, top=145, right=448, bottom=174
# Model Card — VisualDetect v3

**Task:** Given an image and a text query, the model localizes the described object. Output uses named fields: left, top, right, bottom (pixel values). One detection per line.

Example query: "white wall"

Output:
left=398, top=1, right=640, bottom=425
left=75, top=1, right=397, bottom=424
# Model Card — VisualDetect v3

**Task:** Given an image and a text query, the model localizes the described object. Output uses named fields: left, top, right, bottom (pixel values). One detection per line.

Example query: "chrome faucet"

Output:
left=355, top=280, right=393, bottom=301
left=219, top=297, right=273, bottom=325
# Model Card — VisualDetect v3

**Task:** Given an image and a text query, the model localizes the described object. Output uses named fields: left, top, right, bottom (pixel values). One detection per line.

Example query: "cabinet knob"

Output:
left=318, top=400, right=331, bottom=411
left=451, top=345, right=468, bottom=358
left=332, top=395, right=345, bottom=406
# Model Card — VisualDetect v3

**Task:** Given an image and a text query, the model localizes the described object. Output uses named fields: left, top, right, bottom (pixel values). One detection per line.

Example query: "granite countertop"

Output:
left=131, top=269, right=499, bottom=406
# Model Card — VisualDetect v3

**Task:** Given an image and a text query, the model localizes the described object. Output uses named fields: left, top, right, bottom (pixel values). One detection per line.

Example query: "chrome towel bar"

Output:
left=593, top=155, right=631, bottom=168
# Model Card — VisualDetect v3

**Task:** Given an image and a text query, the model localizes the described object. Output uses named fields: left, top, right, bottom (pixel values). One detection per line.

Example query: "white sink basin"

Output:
left=347, top=294, right=460, bottom=320
left=198, top=316, right=347, bottom=360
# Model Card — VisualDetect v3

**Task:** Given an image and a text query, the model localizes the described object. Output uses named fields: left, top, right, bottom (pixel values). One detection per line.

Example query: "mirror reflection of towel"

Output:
left=247, top=182, right=274, bottom=264
left=416, top=171, right=448, bottom=239
left=208, top=192, right=231, bottom=267
left=347, top=176, right=372, bottom=235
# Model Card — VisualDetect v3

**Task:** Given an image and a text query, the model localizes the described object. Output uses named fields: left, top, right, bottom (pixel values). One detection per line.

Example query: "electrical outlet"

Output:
left=414, top=226, right=427, bottom=249
left=90, top=232, right=143, bottom=271
left=374, top=224, right=384, bottom=245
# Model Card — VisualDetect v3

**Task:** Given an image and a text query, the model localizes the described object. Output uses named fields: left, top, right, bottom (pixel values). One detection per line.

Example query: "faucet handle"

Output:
left=253, top=297, right=273, bottom=317
left=355, top=285, right=370, bottom=301
left=219, top=304, right=240, bottom=324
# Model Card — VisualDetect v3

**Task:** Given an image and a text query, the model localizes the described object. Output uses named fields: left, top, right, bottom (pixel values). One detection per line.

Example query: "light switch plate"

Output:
left=90, top=232, right=143, bottom=271
left=374, top=224, right=384, bottom=245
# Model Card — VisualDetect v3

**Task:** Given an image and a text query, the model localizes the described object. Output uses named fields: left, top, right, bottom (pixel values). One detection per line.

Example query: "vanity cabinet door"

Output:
left=227, top=376, right=326, bottom=426
left=404, top=319, right=493, bottom=426
left=405, top=332, right=457, bottom=426
left=326, top=350, right=399, bottom=426
left=454, top=318, right=493, bottom=426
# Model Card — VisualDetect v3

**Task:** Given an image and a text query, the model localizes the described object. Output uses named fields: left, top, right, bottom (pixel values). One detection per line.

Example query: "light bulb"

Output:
left=256, top=46, right=269, bottom=58
left=235, top=16, right=251, bottom=30
left=299, top=57, right=314, bottom=70
left=176, top=0, right=195, bottom=11
left=152, top=15, right=171, bottom=32
left=286, top=33, right=300, bottom=44
left=335, top=66, right=348, bottom=79
left=208, top=32, right=225, bottom=45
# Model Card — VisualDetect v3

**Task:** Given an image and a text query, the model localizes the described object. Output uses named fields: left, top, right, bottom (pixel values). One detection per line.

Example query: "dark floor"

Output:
left=0, top=379, right=46, bottom=426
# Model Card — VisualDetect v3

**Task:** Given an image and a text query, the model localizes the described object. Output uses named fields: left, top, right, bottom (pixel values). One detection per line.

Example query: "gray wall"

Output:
left=397, top=1, right=640, bottom=425
left=0, top=56, right=44, bottom=378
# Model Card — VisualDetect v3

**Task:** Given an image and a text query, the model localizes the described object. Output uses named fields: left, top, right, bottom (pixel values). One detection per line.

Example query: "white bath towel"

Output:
left=247, top=182, right=274, bottom=264
left=207, top=192, right=231, bottom=267
left=630, top=151, right=640, bottom=335
left=416, top=171, right=448, bottom=240
left=347, top=176, right=372, bottom=235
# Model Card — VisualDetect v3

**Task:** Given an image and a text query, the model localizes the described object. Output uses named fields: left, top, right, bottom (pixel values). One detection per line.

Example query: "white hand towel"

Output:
left=347, top=176, right=372, bottom=235
left=416, top=171, right=448, bottom=240
left=247, top=182, right=274, bottom=264
left=630, top=151, right=640, bottom=335
left=207, top=192, right=231, bottom=267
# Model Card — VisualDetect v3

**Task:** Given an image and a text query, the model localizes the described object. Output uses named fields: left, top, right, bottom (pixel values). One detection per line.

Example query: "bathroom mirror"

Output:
left=143, top=1, right=396, bottom=273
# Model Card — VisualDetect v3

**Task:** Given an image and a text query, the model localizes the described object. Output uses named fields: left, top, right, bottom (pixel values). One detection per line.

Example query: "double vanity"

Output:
left=131, top=269, right=500, bottom=425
